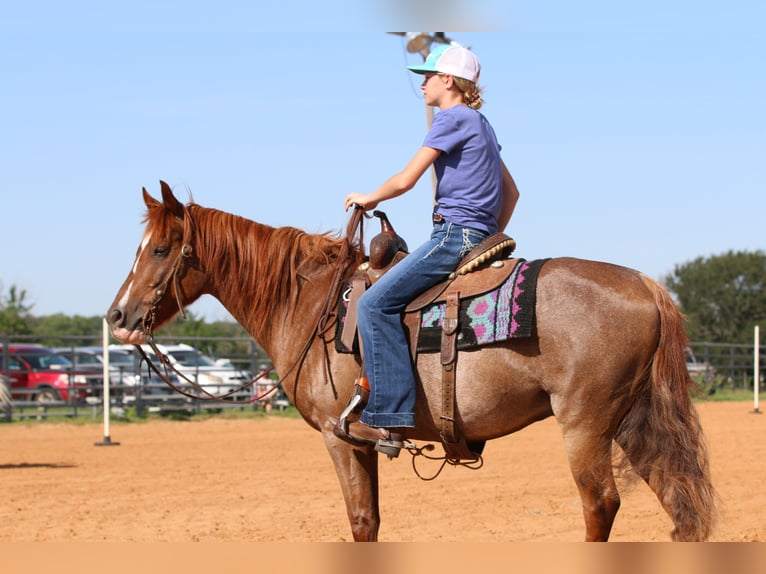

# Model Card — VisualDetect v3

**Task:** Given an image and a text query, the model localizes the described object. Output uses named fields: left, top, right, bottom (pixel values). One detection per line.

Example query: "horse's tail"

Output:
left=615, top=275, right=719, bottom=541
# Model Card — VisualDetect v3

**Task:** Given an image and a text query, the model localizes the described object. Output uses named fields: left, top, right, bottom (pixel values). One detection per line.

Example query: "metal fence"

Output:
left=689, top=341, right=765, bottom=389
left=0, top=333, right=288, bottom=422
left=2, top=335, right=762, bottom=422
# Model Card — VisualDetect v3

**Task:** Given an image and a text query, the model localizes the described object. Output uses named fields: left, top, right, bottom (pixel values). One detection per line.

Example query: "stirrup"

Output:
left=374, top=432, right=405, bottom=458
left=330, top=417, right=405, bottom=458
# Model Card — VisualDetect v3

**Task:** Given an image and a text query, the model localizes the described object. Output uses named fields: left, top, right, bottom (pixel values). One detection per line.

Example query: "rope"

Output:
left=405, top=442, right=484, bottom=481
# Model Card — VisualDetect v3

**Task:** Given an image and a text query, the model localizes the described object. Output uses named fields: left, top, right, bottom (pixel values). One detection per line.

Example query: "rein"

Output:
left=136, top=204, right=367, bottom=404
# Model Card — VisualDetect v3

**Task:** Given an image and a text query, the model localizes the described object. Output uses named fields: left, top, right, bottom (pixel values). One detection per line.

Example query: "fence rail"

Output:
left=1, top=335, right=762, bottom=423
left=0, top=333, right=286, bottom=422
left=690, top=341, right=765, bottom=388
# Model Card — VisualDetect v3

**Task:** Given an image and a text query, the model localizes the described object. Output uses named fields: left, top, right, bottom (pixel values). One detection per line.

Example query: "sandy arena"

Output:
left=0, top=401, right=763, bottom=542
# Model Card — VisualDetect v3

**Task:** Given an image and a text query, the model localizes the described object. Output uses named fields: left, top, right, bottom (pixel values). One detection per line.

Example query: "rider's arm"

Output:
left=344, top=146, right=441, bottom=212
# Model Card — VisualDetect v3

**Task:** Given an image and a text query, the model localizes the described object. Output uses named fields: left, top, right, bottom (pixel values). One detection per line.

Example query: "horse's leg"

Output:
left=561, top=431, right=621, bottom=541
left=322, top=430, right=380, bottom=541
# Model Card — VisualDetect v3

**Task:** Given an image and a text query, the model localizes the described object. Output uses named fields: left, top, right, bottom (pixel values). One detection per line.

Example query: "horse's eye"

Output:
left=153, top=246, right=170, bottom=258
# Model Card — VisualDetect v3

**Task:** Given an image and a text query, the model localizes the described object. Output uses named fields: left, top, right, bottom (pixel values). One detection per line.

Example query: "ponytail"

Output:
left=454, top=77, right=484, bottom=110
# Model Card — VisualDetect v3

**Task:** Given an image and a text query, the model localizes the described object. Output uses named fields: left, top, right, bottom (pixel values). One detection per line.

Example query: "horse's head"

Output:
left=107, top=181, right=205, bottom=344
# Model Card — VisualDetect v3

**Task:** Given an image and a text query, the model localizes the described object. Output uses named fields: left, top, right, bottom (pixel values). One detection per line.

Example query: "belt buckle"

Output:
left=432, top=212, right=444, bottom=223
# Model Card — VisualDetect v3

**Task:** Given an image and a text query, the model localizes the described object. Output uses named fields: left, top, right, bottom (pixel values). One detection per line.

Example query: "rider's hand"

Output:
left=344, top=193, right=379, bottom=212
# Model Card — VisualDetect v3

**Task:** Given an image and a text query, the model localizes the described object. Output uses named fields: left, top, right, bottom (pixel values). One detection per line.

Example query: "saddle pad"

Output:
left=416, top=258, right=548, bottom=352
left=334, top=258, right=549, bottom=354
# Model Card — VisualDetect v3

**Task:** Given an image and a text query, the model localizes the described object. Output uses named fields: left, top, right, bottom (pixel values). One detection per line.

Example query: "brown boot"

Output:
left=331, top=417, right=405, bottom=458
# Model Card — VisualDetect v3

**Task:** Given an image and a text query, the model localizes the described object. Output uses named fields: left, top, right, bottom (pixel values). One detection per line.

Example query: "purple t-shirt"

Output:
left=423, top=104, right=503, bottom=234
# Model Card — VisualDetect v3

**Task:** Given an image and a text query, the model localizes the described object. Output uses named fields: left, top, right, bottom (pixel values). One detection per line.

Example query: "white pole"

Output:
left=754, top=325, right=761, bottom=414
left=95, top=318, right=120, bottom=445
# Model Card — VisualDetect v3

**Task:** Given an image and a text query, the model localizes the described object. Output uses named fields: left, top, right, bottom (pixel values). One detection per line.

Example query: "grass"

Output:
left=689, top=372, right=762, bottom=402
left=0, top=403, right=302, bottom=425
left=3, top=384, right=760, bottom=426
left=696, top=386, right=759, bottom=402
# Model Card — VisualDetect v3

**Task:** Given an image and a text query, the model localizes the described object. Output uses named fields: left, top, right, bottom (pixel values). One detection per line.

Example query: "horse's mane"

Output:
left=180, top=203, right=362, bottom=332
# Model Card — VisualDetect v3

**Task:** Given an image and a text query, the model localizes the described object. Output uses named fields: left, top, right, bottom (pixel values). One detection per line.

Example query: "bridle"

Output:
left=134, top=202, right=367, bottom=404
left=142, top=206, right=196, bottom=335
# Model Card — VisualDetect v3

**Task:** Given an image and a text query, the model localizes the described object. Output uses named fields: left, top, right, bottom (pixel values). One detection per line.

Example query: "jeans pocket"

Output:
left=459, top=228, right=487, bottom=258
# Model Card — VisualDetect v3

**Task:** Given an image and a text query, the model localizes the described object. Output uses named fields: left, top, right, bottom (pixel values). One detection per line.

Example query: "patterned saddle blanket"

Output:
left=335, top=258, right=548, bottom=354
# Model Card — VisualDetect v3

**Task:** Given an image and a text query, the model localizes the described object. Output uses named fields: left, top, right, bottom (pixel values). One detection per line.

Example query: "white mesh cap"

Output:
left=407, top=44, right=481, bottom=83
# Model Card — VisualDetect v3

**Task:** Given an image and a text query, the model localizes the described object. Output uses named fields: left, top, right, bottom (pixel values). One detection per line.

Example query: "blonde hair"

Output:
left=454, top=76, right=484, bottom=110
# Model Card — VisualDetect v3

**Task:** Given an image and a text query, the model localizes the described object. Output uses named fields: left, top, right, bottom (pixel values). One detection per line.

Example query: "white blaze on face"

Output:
left=117, top=230, right=153, bottom=311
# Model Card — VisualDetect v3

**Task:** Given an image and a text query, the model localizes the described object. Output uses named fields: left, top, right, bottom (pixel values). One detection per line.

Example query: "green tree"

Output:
left=0, top=284, right=34, bottom=336
left=664, top=250, right=766, bottom=344
left=31, top=314, right=104, bottom=347
left=0, top=281, right=264, bottom=361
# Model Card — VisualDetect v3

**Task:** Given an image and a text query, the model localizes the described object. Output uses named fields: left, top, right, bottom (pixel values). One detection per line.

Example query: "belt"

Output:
left=432, top=212, right=444, bottom=223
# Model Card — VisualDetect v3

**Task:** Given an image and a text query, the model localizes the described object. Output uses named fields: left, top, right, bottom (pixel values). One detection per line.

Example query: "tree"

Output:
left=0, top=281, right=262, bottom=359
left=664, top=250, right=766, bottom=344
left=31, top=314, right=104, bottom=347
left=0, top=284, right=34, bottom=336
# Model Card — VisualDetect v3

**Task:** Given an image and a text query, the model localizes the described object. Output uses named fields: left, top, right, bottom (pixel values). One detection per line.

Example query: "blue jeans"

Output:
left=357, top=221, right=488, bottom=428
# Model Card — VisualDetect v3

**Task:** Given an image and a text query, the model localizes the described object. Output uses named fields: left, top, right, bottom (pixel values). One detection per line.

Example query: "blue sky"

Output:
left=1, top=1, right=763, bottom=321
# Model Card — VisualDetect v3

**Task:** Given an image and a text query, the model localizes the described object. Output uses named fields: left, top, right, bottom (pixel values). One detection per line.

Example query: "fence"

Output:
left=690, top=341, right=766, bottom=389
left=2, top=334, right=763, bottom=423
left=0, top=332, right=288, bottom=422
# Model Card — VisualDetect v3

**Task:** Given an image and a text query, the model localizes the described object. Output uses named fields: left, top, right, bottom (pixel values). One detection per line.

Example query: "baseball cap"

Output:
left=407, top=44, right=481, bottom=83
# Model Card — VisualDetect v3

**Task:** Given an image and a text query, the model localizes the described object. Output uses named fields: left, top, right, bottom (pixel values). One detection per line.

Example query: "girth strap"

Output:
left=440, top=290, right=479, bottom=461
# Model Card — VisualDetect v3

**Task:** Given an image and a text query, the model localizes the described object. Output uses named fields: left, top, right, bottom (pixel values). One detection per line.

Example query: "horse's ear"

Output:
left=142, top=186, right=160, bottom=209
left=159, top=180, right=185, bottom=219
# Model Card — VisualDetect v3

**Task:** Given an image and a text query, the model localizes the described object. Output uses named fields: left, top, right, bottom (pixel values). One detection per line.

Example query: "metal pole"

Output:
left=753, top=325, right=761, bottom=414
left=95, top=317, right=120, bottom=445
left=420, top=46, right=438, bottom=199
left=389, top=32, right=457, bottom=200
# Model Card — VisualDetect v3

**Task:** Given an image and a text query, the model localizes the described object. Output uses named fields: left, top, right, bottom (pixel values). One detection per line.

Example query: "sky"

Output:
left=1, top=1, right=763, bottom=322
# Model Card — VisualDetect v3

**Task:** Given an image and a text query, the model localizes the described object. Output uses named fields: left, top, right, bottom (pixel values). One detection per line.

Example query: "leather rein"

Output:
left=134, top=204, right=366, bottom=404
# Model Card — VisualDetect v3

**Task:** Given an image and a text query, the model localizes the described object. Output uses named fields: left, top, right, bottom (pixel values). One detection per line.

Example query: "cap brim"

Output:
left=407, top=63, right=436, bottom=74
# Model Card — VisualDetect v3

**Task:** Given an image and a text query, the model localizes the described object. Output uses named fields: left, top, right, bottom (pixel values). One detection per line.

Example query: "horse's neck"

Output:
left=199, top=215, right=346, bottom=363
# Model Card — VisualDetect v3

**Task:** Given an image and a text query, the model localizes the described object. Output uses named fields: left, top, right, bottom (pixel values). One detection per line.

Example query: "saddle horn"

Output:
left=368, top=211, right=408, bottom=270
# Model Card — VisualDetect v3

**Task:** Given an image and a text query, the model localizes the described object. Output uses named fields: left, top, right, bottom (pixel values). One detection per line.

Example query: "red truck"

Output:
left=1, top=343, right=94, bottom=402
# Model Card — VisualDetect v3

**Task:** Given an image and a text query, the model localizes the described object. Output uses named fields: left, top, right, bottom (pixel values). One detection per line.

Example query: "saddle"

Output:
left=340, top=212, right=518, bottom=462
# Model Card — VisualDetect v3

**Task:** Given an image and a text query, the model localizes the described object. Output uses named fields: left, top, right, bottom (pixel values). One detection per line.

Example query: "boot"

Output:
left=337, top=377, right=369, bottom=423
left=332, top=377, right=376, bottom=447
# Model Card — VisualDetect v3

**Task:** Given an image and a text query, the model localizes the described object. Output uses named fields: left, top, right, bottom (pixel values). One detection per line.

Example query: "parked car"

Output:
left=110, top=343, right=251, bottom=399
left=0, top=343, right=94, bottom=403
left=686, top=348, right=716, bottom=381
left=52, top=346, right=175, bottom=398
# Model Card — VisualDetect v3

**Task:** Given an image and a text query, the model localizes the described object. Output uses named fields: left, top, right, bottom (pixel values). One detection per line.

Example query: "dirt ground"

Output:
left=0, top=401, right=763, bottom=542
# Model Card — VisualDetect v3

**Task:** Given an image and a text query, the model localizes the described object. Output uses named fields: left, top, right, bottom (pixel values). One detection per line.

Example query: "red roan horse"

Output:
left=107, top=182, right=717, bottom=541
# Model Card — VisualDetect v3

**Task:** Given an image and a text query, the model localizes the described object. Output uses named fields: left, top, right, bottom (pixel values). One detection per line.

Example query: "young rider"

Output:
left=334, top=44, right=520, bottom=457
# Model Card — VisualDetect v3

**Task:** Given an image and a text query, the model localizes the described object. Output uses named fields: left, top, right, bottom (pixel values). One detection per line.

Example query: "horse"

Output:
left=107, top=181, right=718, bottom=541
